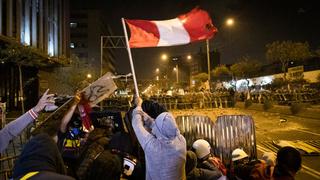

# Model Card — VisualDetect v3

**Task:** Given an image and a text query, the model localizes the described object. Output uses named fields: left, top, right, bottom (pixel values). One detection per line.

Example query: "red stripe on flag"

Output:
left=178, top=8, right=218, bottom=42
left=126, top=20, right=160, bottom=48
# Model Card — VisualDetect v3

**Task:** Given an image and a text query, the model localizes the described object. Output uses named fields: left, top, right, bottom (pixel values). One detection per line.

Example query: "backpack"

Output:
left=250, top=160, right=273, bottom=180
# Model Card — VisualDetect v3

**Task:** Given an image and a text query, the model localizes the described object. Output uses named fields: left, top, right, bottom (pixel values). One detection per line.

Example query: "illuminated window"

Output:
left=70, top=22, right=78, bottom=28
left=70, top=42, right=75, bottom=48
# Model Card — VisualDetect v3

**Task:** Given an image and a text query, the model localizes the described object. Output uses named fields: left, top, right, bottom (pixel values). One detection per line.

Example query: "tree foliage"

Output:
left=0, top=44, right=47, bottom=66
left=266, top=41, right=312, bottom=79
left=211, top=64, right=232, bottom=81
left=193, top=73, right=208, bottom=83
left=52, top=54, right=96, bottom=94
left=230, top=56, right=261, bottom=80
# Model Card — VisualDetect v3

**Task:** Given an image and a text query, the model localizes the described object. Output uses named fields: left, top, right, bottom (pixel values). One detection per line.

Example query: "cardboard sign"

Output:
left=32, top=72, right=117, bottom=135
left=82, top=72, right=118, bottom=106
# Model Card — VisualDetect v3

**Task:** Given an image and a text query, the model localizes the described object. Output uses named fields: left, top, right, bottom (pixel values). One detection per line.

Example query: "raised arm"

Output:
left=131, top=98, right=154, bottom=149
left=60, top=92, right=81, bottom=133
left=0, top=89, right=54, bottom=153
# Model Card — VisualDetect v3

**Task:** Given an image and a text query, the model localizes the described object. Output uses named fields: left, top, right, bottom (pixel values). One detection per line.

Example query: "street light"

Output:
left=87, top=73, right=92, bottom=79
left=155, top=68, right=160, bottom=73
left=226, top=18, right=234, bottom=26
left=187, top=55, right=192, bottom=60
left=161, top=54, right=168, bottom=61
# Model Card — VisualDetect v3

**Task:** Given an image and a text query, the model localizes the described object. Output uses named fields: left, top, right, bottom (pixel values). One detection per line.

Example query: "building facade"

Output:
left=69, top=9, right=115, bottom=76
left=0, top=0, right=69, bottom=57
left=0, top=0, right=70, bottom=111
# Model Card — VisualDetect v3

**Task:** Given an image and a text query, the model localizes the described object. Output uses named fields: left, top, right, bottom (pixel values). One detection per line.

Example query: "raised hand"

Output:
left=134, top=96, right=143, bottom=107
left=33, top=89, right=55, bottom=113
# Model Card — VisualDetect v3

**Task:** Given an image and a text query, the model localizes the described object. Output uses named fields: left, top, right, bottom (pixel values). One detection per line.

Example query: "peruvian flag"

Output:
left=126, top=8, right=218, bottom=48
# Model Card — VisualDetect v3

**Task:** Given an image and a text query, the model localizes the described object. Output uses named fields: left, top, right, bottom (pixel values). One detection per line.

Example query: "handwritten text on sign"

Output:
left=82, top=72, right=117, bottom=106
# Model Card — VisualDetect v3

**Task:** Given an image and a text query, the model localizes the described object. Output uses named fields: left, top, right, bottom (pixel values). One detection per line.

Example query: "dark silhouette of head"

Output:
left=273, top=146, right=302, bottom=178
left=86, top=150, right=122, bottom=180
left=141, top=100, right=167, bottom=119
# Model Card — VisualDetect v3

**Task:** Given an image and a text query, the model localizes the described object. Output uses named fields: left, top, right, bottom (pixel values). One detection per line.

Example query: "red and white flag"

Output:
left=126, top=8, right=218, bottom=48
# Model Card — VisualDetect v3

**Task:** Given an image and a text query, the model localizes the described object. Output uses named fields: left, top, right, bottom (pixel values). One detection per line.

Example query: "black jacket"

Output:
left=13, top=133, right=73, bottom=179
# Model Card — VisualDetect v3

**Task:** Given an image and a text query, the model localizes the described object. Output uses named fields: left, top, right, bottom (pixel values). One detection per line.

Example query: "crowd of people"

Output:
left=0, top=89, right=302, bottom=180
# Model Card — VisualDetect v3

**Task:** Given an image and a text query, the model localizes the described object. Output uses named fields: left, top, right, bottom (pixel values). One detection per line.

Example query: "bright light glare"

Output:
left=161, top=54, right=168, bottom=60
left=226, top=18, right=234, bottom=26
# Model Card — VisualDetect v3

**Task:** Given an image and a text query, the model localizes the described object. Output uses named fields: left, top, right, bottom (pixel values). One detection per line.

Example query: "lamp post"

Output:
left=173, top=65, right=179, bottom=84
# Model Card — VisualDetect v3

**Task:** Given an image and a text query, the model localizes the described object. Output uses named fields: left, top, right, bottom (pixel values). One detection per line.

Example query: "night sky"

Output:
left=71, top=0, right=320, bottom=80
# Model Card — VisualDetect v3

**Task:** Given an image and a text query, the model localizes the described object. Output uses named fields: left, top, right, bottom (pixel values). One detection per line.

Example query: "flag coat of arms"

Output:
left=126, top=8, right=218, bottom=48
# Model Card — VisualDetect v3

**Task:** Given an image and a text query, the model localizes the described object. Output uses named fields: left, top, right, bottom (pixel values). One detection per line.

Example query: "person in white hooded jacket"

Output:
left=132, top=97, right=187, bottom=180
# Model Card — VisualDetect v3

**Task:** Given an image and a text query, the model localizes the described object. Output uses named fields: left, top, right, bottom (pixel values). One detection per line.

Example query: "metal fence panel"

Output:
left=214, top=115, right=257, bottom=167
left=176, top=115, right=215, bottom=149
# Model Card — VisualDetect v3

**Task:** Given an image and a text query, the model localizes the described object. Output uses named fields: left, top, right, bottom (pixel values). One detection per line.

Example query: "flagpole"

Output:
left=206, top=39, right=211, bottom=91
left=121, top=18, right=139, bottom=97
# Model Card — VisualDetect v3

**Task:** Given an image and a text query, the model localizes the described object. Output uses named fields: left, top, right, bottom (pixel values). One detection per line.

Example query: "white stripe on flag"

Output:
left=154, top=18, right=190, bottom=46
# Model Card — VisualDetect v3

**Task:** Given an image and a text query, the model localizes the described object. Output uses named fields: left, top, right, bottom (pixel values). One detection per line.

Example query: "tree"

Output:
left=192, top=73, right=209, bottom=91
left=266, top=41, right=312, bottom=80
left=230, top=56, right=261, bottom=89
left=211, top=65, right=232, bottom=81
left=193, top=73, right=208, bottom=83
left=52, top=54, right=95, bottom=94
left=0, top=44, right=48, bottom=113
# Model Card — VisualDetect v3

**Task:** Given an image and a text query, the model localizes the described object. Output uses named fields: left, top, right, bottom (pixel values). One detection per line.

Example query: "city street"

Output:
left=172, top=107, right=320, bottom=180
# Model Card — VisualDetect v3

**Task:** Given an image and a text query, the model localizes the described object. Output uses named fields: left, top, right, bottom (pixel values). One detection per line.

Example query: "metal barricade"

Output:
left=214, top=115, right=257, bottom=167
left=176, top=115, right=215, bottom=149
left=175, top=114, right=257, bottom=167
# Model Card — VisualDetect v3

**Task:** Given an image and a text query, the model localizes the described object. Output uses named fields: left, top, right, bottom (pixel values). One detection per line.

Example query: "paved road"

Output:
left=172, top=108, right=320, bottom=180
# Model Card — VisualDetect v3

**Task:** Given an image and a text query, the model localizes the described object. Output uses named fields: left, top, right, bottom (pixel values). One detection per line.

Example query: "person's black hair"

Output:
left=86, top=150, right=122, bottom=180
left=273, top=146, right=302, bottom=178
left=141, top=100, right=167, bottom=119
left=76, top=128, right=111, bottom=180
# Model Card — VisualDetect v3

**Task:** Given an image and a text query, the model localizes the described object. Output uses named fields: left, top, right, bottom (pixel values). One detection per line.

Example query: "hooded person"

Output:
left=131, top=97, right=186, bottom=180
left=13, top=133, right=74, bottom=180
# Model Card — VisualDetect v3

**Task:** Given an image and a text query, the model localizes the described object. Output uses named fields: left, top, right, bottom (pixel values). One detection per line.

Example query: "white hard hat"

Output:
left=192, top=139, right=211, bottom=159
left=232, top=148, right=248, bottom=161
